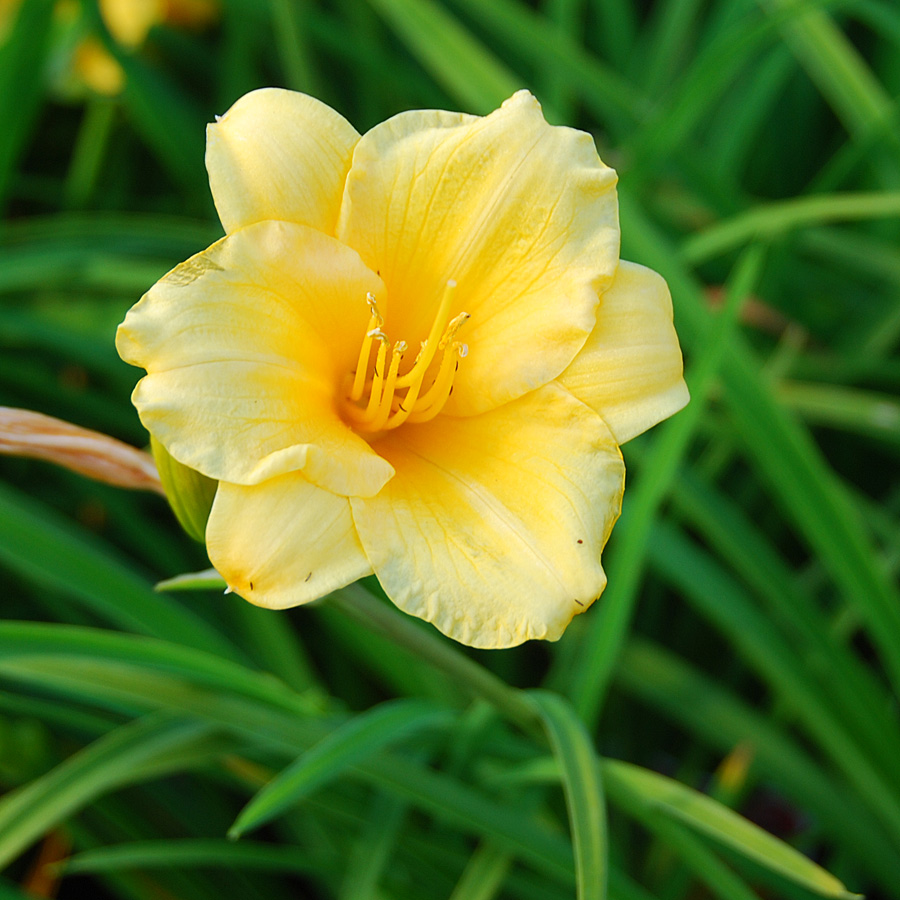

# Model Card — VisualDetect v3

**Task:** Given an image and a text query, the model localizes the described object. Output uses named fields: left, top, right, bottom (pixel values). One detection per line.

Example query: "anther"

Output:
left=350, top=294, right=386, bottom=402
left=343, top=284, right=470, bottom=432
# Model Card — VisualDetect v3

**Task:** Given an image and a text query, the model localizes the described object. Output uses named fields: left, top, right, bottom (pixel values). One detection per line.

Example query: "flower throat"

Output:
left=342, top=281, right=469, bottom=433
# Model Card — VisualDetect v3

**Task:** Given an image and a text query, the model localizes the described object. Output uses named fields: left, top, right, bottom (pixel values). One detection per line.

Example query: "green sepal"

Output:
left=150, top=435, right=217, bottom=543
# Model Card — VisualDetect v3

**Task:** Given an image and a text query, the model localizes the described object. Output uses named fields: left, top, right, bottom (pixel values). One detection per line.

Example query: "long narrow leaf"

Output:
left=622, top=193, right=900, bottom=695
left=604, top=760, right=859, bottom=899
left=62, top=838, right=330, bottom=876
left=757, top=0, right=900, bottom=183
left=683, top=192, right=900, bottom=264
left=0, top=713, right=217, bottom=870
left=647, top=520, right=900, bottom=846
left=448, top=842, right=513, bottom=900
left=365, top=0, right=520, bottom=113
left=567, top=243, right=763, bottom=723
left=0, top=624, right=578, bottom=887
left=616, top=639, right=900, bottom=893
left=528, top=691, right=607, bottom=900
left=0, top=0, right=53, bottom=206
left=0, top=483, right=242, bottom=662
left=230, top=699, right=453, bottom=837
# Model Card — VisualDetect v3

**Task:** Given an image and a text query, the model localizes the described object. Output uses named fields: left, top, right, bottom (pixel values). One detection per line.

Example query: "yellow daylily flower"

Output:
left=0, top=0, right=219, bottom=96
left=82, top=0, right=217, bottom=95
left=117, top=89, right=688, bottom=648
left=99, top=0, right=217, bottom=48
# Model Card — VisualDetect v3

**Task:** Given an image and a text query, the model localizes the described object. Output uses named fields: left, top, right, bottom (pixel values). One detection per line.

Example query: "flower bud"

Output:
left=150, top=435, right=217, bottom=543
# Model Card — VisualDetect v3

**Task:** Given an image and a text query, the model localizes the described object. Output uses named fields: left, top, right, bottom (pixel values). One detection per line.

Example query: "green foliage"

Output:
left=1, top=0, right=899, bottom=898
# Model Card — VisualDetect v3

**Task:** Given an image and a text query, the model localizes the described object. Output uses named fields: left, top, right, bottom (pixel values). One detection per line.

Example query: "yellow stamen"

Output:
left=342, top=283, right=469, bottom=434
left=349, top=293, right=384, bottom=402
left=409, top=337, right=461, bottom=411
left=368, top=341, right=407, bottom=432
left=395, top=280, right=457, bottom=389
left=406, top=342, right=466, bottom=423
left=383, top=367, right=427, bottom=429
left=344, top=336, right=388, bottom=427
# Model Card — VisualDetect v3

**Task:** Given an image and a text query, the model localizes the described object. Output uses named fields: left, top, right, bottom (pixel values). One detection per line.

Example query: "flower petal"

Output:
left=100, top=0, right=161, bottom=47
left=207, top=88, right=359, bottom=235
left=207, top=474, right=371, bottom=608
left=337, top=90, right=620, bottom=417
left=116, top=220, right=393, bottom=497
left=350, top=383, right=624, bottom=648
left=559, top=261, right=689, bottom=444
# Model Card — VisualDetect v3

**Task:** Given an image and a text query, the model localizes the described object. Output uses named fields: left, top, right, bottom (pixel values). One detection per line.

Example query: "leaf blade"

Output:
left=604, top=760, right=860, bottom=899
left=230, top=699, right=453, bottom=837
left=529, top=691, right=607, bottom=900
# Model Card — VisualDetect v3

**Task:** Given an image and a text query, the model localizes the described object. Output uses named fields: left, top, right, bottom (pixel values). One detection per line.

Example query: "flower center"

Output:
left=342, top=280, right=469, bottom=434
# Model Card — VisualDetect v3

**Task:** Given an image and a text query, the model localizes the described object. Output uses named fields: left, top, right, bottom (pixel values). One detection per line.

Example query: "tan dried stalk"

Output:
left=0, top=407, right=163, bottom=494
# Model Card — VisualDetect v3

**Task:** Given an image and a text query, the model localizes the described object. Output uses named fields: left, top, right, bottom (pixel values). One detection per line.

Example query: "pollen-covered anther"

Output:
left=342, top=282, right=470, bottom=432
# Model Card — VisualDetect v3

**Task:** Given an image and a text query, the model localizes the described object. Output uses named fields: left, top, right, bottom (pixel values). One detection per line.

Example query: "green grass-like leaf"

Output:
left=528, top=691, right=607, bottom=900
left=230, top=698, right=453, bottom=837
left=604, top=760, right=861, bottom=899
left=0, top=713, right=218, bottom=870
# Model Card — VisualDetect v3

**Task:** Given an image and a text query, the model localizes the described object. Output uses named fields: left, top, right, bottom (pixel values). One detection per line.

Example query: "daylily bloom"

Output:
left=0, top=0, right=217, bottom=96
left=75, top=0, right=218, bottom=95
left=99, top=0, right=217, bottom=47
left=117, top=89, right=688, bottom=648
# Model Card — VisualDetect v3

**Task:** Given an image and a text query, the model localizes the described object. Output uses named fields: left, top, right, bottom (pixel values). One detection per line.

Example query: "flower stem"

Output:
left=331, top=584, right=541, bottom=732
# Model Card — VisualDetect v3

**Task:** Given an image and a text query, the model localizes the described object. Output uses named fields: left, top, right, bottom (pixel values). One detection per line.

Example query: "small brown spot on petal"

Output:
left=574, top=599, right=584, bottom=607
left=576, top=539, right=583, bottom=545
left=305, top=572, right=312, bottom=582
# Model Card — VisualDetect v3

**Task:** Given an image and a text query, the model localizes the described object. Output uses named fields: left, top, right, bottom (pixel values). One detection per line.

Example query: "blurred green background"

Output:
left=1, top=0, right=899, bottom=898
